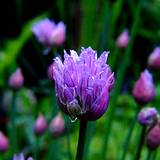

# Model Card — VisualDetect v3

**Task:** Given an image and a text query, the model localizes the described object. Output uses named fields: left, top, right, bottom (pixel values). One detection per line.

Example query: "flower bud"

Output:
left=0, top=131, right=9, bottom=153
left=146, top=124, right=160, bottom=150
left=8, top=68, right=24, bottom=89
left=132, top=70, right=155, bottom=104
left=138, top=107, right=158, bottom=126
left=13, top=153, right=33, bottom=160
left=32, top=18, right=66, bottom=47
left=34, top=113, right=47, bottom=136
left=116, top=29, right=129, bottom=48
left=47, top=63, right=54, bottom=80
left=148, top=47, right=160, bottom=69
left=49, top=113, right=65, bottom=137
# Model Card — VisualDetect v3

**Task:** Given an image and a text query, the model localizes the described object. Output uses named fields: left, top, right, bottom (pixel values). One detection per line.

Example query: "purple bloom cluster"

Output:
left=32, top=18, right=66, bottom=47
left=51, top=47, right=115, bottom=121
left=132, top=70, right=155, bottom=104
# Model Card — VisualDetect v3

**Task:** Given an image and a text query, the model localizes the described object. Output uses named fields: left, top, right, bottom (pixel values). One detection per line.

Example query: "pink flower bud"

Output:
left=132, top=70, right=155, bottom=104
left=0, top=131, right=9, bottom=153
left=34, top=113, right=47, bottom=136
left=47, top=63, right=54, bottom=80
left=146, top=124, right=160, bottom=150
left=138, top=107, right=158, bottom=126
left=116, top=29, right=129, bottom=48
left=148, top=47, right=160, bottom=69
left=8, top=68, right=24, bottom=89
left=49, top=113, right=65, bottom=137
left=32, top=18, right=66, bottom=47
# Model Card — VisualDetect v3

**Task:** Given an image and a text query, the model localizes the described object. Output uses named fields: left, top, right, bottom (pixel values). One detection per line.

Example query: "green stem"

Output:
left=84, top=122, right=96, bottom=159
left=0, top=154, right=4, bottom=160
left=152, top=150, right=157, bottom=160
left=146, top=149, right=152, bottom=160
left=100, top=1, right=142, bottom=159
left=76, top=120, right=88, bottom=160
left=10, top=90, right=18, bottom=152
left=66, top=130, right=72, bottom=160
left=98, top=2, right=111, bottom=53
left=34, top=136, right=40, bottom=160
left=48, top=139, right=58, bottom=160
left=64, top=116, right=72, bottom=160
left=110, top=47, right=119, bottom=69
left=135, top=126, right=146, bottom=160
left=120, top=110, right=138, bottom=160
left=108, top=0, right=124, bottom=44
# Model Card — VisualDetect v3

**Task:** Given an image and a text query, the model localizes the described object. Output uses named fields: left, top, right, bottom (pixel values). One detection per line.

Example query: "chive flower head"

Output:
left=52, top=47, right=115, bottom=121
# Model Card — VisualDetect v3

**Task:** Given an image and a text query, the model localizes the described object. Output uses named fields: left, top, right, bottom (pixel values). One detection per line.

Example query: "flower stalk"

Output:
left=120, top=109, right=138, bottom=160
left=10, top=91, right=18, bottom=152
left=135, top=126, right=146, bottom=160
left=76, top=120, right=88, bottom=160
left=146, top=149, right=152, bottom=160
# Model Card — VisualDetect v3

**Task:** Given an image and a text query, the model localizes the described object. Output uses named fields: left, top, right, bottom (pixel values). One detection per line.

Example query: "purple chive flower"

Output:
left=132, top=70, right=155, bottom=104
left=32, top=18, right=66, bottom=47
left=0, top=131, right=9, bottom=153
left=116, top=29, right=129, bottom=48
left=8, top=68, right=24, bottom=89
left=13, top=153, right=33, bottom=160
left=138, top=107, right=158, bottom=126
left=52, top=47, right=115, bottom=121
left=34, top=113, right=47, bottom=136
left=146, top=124, right=160, bottom=150
left=49, top=113, right=65, bottom=137
left=148, top=47, right=160, bottom=69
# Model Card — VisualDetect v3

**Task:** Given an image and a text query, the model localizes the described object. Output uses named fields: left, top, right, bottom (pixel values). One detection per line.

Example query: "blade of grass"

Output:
left=79, top=0, right=97, bottom=48
left=100, top=0, right=143, bottom=159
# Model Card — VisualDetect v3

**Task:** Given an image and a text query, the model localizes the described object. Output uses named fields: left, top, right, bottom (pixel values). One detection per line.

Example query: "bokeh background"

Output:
left=0, top=0, right=160, bottom=159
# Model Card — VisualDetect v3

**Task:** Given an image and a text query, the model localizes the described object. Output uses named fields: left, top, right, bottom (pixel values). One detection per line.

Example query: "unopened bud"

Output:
left=47, top=63, right=54, bottom=80
left=146, top=124, right=160, bottom=150
left=116, top=29, right=129, bottom=48
left=49, top=113, right=65, bottom=137
left=34, top=113, right=47, bottom=136
left=8, top=68, right=24, bottom=89
left=132, top=70, right=155, bottom=104
left=138, top=107, right=158, bottom=126
left=0, top=131, right=9, bottom=153
left=148, top=47, right=160, bottom=69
